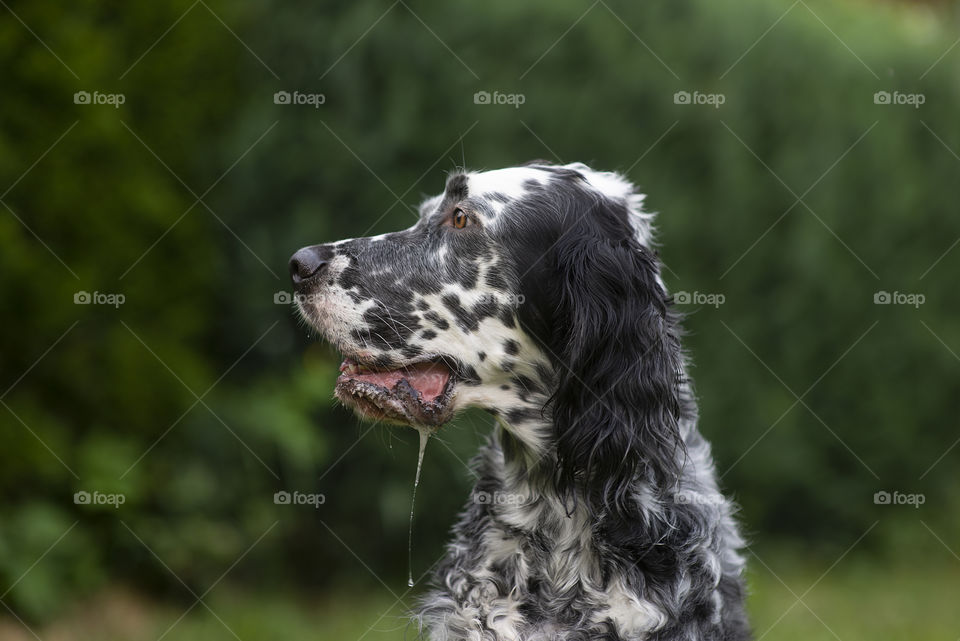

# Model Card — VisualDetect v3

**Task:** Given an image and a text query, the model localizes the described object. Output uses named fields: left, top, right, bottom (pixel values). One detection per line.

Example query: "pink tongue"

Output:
left=347, top=363, right=450, bottom=402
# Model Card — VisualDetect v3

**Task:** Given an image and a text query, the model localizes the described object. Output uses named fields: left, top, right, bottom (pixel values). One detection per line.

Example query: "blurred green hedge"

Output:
left=2, top=0, right=959, bottom=621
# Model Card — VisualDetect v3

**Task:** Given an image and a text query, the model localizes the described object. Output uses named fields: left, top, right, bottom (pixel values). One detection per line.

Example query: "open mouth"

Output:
left=334, top=356, right=456, bottom=427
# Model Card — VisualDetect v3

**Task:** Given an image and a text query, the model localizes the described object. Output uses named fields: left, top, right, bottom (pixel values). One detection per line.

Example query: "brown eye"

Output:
left=452, top=208, right=468, bottom=229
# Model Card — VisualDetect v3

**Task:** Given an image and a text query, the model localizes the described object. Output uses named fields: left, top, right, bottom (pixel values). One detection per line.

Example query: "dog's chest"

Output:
left=461, top=511, right=666, bottom=640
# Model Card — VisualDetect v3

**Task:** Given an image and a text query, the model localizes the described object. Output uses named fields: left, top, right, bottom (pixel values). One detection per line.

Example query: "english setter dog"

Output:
left=290, top=162, right=751, bottom=640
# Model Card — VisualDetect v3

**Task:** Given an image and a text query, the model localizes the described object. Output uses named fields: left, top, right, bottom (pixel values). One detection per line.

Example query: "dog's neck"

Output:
left=482, top=413, right=658, bottom=536
left=485, top=395, right=695, bottom=506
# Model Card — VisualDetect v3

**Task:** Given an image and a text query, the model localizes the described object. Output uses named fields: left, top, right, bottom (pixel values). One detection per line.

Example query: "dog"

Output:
left=290, top=162, right=751, bottom=640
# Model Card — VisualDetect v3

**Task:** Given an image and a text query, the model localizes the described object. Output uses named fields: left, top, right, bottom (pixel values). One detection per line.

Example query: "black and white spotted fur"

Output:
left=291, top=162, right=751, bottom=640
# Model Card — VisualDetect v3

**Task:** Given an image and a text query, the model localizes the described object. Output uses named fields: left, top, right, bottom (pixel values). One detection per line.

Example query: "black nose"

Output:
left=289, top=245, right=332, bottom=286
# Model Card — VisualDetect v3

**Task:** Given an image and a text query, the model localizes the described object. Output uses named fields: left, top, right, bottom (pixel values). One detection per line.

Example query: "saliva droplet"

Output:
left=407, top=426, right=430, bottom=588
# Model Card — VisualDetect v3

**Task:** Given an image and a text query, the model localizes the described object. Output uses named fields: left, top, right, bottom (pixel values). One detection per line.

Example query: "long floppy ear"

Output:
left=548, top=199, right=684, bottom=511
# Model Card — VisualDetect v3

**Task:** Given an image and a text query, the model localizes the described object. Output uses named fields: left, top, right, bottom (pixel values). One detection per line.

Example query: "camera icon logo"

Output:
left=74, top=91, right=91, bottom=104
left=674, top=91, right=691, bottom=105
left=473, top=491, right=491, bottom=504
left=74, top=490, right=91, bottom=504
left=473, top=91, right=491, bottom=105
left=873, top=491, right=891, bottom=505
left=273, top=291, right=293, bottom=304
left=873, top=91, right=891, bottom=105
left=274, top=491, right=291, bottom=505
left=274, top=91, right=291, bottom=105
left=674, top=291, right=691, bottom=304
left=74, top=291, right=92, bottom=304
left=873, top=291, right=891, bottom=304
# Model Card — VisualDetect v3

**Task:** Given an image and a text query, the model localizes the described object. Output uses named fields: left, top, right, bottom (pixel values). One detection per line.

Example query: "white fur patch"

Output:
left=595, top=579, right=668, bottom=635
left=467, top=167, right=546, bottom=200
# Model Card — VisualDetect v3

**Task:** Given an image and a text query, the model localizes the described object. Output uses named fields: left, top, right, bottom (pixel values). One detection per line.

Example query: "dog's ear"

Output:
left=547, top=200, right=684, bottom=510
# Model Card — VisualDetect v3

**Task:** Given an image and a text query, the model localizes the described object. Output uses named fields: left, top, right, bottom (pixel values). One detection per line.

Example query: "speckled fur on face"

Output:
left=291, top=162, right=751, bottom=641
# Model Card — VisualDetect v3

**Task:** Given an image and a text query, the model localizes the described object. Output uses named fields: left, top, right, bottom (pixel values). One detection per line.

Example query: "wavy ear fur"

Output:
left=548, top=198, right=684, bottom=510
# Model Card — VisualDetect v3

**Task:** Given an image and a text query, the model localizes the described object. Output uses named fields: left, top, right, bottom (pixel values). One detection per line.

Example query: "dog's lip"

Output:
left=334, top=353, right=458, bottom=427
left=337, top=354, right=454, bottom=375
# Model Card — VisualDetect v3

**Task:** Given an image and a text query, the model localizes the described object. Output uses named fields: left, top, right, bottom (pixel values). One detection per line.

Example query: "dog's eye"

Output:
left=452, top=208, right=469, bottom=229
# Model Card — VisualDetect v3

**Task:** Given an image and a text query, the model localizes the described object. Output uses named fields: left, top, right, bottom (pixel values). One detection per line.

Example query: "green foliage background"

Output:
left=1, top=0, right=958, bottom=627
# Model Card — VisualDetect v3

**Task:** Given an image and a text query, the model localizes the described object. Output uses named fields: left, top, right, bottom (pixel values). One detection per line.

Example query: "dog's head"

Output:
left=291, top=162, right=683, bottom=495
